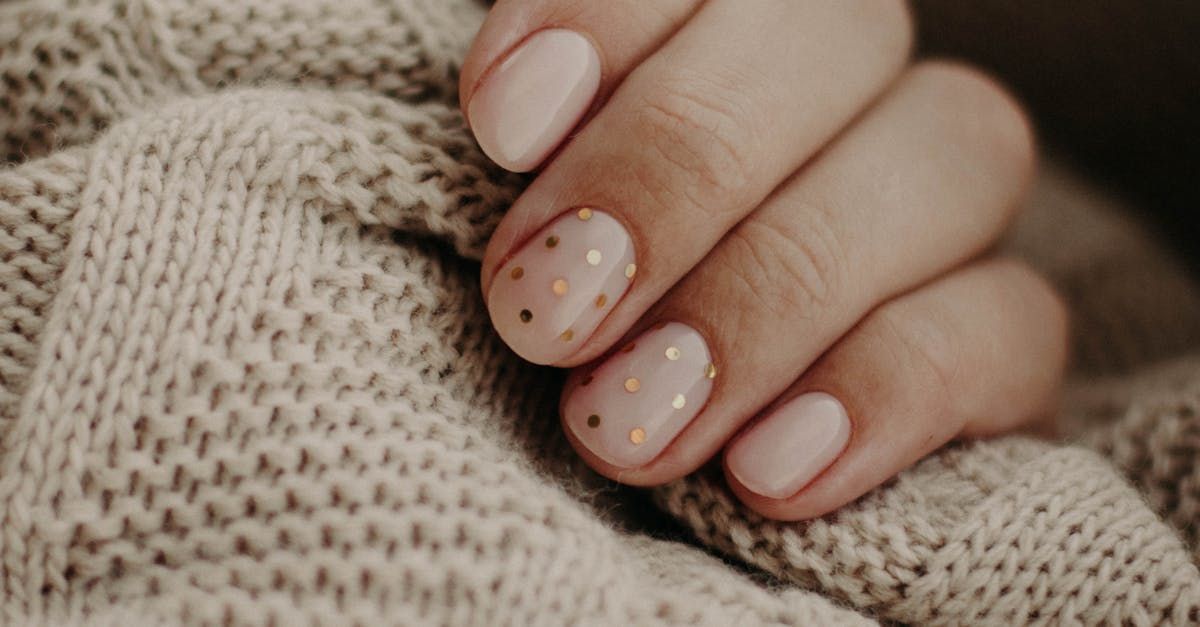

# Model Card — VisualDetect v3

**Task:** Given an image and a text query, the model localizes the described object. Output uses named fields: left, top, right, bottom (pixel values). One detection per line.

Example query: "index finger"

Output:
left=460, top=0, right=700, bottom=171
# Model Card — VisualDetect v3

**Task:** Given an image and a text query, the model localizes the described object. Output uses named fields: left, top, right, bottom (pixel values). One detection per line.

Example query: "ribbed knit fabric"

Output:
left=2, top=1, right=1199, bottom=625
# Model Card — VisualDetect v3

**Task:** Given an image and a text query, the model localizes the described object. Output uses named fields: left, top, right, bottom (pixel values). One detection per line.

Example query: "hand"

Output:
left=462, top=0, right=1068, bottom=520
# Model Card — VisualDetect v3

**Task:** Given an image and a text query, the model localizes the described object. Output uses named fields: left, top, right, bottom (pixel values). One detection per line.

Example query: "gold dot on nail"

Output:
left=672, top=394, right=686, bottom=409
left=510, top=266, right=524, bottom=280
left=621, top=343, right=637, bottom=354
left=629, top=428, right=646, bottom=444
left=704, top=363, right=717, bottom=379
left=624, top=378, right=640, bottom=393
left=519, top=309, right=533, bottom=323
left=665, top=346, right=681, bottom=360
left=595, top=294, right=607, bottom=308
left=587, top=414, right=601, bottom=428
left=624, top=263, right=637, bottom=279
left=560, top=329, right=574, bottom=342
left=586, top=249, right=602, bottom=266
left=581, top=375, right=594, bottom=387
left=546, top=235, right=559, bottom=248
left=552, top=279, right=569, bottom=296
left=578, top=208, right=593, bottom=221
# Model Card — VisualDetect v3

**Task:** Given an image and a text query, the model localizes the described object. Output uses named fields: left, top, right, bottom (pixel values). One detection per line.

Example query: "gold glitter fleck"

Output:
left=577, top=208, right=593, bottom=221
left=587, top=414, right=601, bottom=428
left=560, top=329, right=574, bottom=342
left=665, top=346, right=681, bottom=360
left=581, top=375, right=594, bottom=387
left=519, top=309, right=532, bottom=323
left=624, top=378, right=640, bottom=393
left=704, top=363, right=717, bottom=379
left=621, top=343, right=637, bottom=354
left=546, top=235, right=559, bottom=248
left=595, top=294, right=607, bottom=308
left=586, top=249, right=602, bottom=266
left=672, top=394, right=686, bottom=409
left=624, top=263, right=637, bottom=279
left=552, top=279, right=569, bottom=296
left=629, top=428, right=646, bottom=444
left=510, top=266, right=524, bottom=280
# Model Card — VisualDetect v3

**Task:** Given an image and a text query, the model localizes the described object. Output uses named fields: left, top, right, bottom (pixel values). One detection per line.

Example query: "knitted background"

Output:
left=1, top=1, right=1199, bottom=625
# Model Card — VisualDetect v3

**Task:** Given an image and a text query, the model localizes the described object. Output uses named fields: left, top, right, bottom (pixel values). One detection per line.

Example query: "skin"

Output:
left=461, top=0, right=1069, bottom=521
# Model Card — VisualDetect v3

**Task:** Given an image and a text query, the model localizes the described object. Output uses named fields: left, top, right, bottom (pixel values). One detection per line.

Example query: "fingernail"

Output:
left=467, top=29, right=601, bottom=172
left=488, top=209, right=636, bottom=364
left=563, top=322, right=715, bottom=469
left=727, top=392, right=851, bottom=500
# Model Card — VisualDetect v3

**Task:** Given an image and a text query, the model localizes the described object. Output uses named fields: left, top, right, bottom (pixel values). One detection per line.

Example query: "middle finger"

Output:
left=482, top=0, right=913, bottom=365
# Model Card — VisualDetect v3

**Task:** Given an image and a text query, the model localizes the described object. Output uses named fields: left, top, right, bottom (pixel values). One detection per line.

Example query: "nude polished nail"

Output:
left=563, top=323, right=716, bottom=469
left=488, top=209, right=636, bottom=364
left=467, top=29, right=601, bottom=172
left=727, top=392, right=851, bottom=500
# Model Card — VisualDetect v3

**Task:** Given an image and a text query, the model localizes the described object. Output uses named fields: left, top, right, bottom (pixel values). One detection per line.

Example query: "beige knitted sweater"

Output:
left=2, top=1, right=1200, bottom=625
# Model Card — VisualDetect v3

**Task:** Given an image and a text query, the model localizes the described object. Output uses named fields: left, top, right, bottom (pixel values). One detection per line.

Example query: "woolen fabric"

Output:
left=2, top=1, right=1199, bottom=625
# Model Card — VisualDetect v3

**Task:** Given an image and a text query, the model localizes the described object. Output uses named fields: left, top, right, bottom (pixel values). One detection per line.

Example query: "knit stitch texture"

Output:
left=2, top=1, right=1200, bottom=625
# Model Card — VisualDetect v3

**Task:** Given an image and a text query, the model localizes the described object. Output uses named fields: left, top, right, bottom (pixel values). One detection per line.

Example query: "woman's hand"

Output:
left=461, top=0, right=1068, bottom=520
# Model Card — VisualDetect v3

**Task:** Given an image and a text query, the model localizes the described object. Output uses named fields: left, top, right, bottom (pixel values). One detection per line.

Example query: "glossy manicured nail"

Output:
left=563, top=322, right=715, bottom=468
left=467, top=29, right=601, bottom=172
left=727, top=392, right=851, bottom=499
left=488, top=209, right=636, bottom=364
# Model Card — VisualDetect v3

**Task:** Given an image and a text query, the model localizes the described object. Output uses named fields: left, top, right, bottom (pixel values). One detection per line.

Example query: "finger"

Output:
left=484, top=0, right=913, bottom=365
left=461, top=0, right=701, bottom=171
left=559, top=61, right=1035, bottom=479
left=725, top=258, right=1069, bottom=520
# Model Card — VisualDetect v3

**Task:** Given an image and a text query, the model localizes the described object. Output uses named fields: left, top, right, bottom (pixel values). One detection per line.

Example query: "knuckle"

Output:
left=835, top=0, right=914, bottom=66
left=534, top=0, right=590, bottom=22
left=630, top=68, right=757, bottom=214
left=540, top=0, right=687, bottom=27
left=868, top=0, right=916, bottom=61
left=992, top=258, right=1071, bottom=351
left=868, top=301, right=963, bottom=418
left=722, top=208, right=847, bottom=321
left=911, top=60, right=1036, bottom=180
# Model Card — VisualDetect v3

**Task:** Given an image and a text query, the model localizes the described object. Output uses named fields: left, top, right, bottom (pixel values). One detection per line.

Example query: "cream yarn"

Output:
left=2, top=1, right=1200, bottom=625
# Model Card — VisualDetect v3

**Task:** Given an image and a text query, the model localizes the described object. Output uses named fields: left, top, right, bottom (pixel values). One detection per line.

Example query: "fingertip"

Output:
left=485, top=208, right=636, bottom=365
left=725, top=392, right=851, bottom=501
left=459, top=1, right=532, bottom=112
left=465, top=28, right=601, bottom=173
left=561, top=322, right=714, bottom=470
left=720, top=392, right=853, bottom=521
left=721, top=459, right=839, bottom=522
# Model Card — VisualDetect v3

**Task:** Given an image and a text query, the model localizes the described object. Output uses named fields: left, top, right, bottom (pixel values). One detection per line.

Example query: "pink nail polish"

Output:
left=488, top=209, right=636, bottom=364
left=467, top=29, right=601, bottom=172
left=563, top=322, right=715, bottom=469
left=727, top=392, right=851, bottom=500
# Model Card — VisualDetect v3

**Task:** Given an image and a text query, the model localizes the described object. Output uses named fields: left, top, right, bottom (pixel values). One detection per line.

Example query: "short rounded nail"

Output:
left=727, top=392, right=851, bottom=500
left=467, top=29, right=601, bottom=172
left=563, top=322, right=715, bottom=469
left=487, top=209, right=636, bottom=364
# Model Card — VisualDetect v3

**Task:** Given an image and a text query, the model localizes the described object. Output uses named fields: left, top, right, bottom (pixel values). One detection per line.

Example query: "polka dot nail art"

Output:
left=563, top=322, right=715, bottom=468
left=487, top=208, right=636, bottom=364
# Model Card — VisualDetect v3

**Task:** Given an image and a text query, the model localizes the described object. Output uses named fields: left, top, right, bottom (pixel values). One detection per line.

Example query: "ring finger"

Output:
left=560, top=61, right=1035, bottom=481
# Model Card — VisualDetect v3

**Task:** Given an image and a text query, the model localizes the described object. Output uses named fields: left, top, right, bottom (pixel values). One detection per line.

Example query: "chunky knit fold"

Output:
left=2, top=1, right=1199, bottom=625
